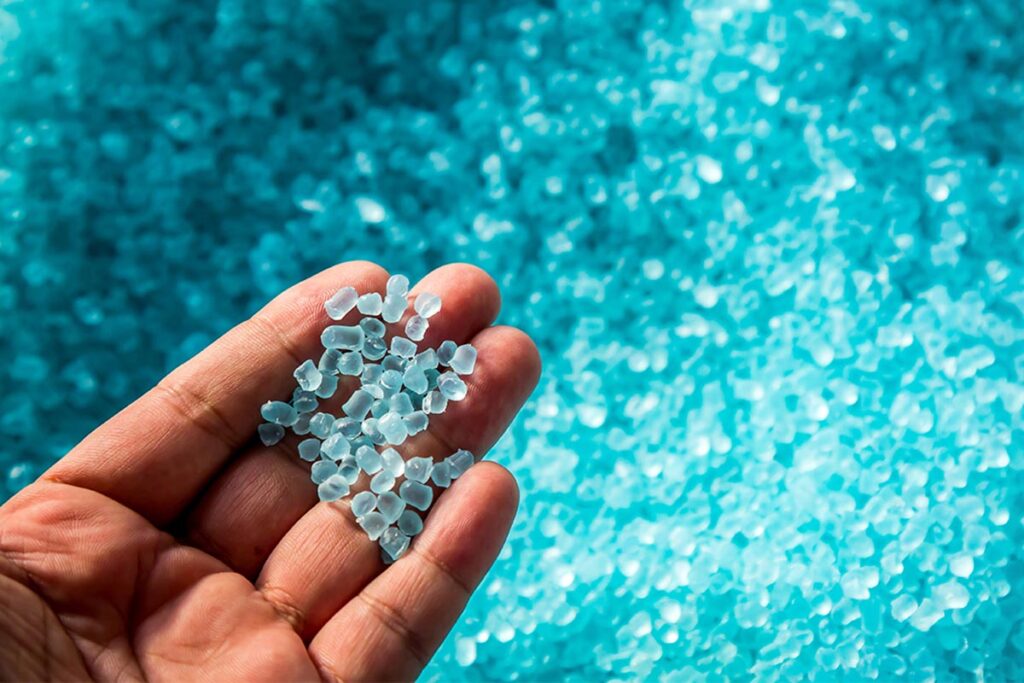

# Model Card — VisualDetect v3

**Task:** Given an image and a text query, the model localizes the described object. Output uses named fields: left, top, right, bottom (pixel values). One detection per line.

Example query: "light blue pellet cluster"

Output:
left=260, top=278, right=477, bottom=562
left=3, top=0, right=1024, bottom=679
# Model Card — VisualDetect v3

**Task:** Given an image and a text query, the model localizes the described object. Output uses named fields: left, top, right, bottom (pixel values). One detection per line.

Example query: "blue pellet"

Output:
left=298, top=438, right=322, bottom=462
left=258, top=423, right=285, bottom=446
left=261, top=401, right=298, bottom=427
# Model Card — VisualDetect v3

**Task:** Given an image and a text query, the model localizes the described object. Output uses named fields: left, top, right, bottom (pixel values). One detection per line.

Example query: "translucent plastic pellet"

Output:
left=366, top=425, right=386, bottom=447
left=437, top=340, right=457, bottom=366
left=378, top=412, right=408, bottom=445
left=391, top=336, right=417, bottom=359
left=351, top=490, right=377, bottom=518
left=293, top=414, right=312, bottom=435
left=359, top=316, right=386, bottom=338
left=376, top=491, right=406, bottom=524
left=380, top=294, right=405, bottom=324
left=450, top=344, right=478, bottom=375
left=356, top=444, right=383, bottom=474
left=358, top=511, right=387, bottom=541
left=309, top=412, right=334, bottom=439
left=333, top=417, right=360, bottom=439
left=371, top=470, right=396, bottom=494
left=398, top=510, right=424, bottom=537
left=320, top=433, right=351, bottom=460
left=414, top=348, right=438, bottom=369
left=414, top=292, right=442, bottom=318
left=438, top=372, right=468, bottom=401
left=261, top=401, right=298, bottom=427
left=422, top=391, right=448, bottom=414
left=321, top=325, right=365, bottom=351
left=325, top=286, right=358, bottom=320
left=381, top=354, right=406, bottom=372
left=298, top=438, right=322, bottom=462
left=343, top=390, right=373, bottom=421
left=314, top=373, right=338, bottom=399
left=356, top=292, right=383, bottom=316
left=386, top=274, right=409, bottom=297
left=405, top=457, right=433, bottom=483
left=404, top=411, right=429, bottom=435
left=317, top=475, right=350, bottom=503
left=380, top=369, right=404, bottom=392
left=447, top=449, right=475, bottom=478
left=389, top=393, right=414, bottom=416
left=431, top=460, right=452, bottom=488
left=338, top=351, right=363, bottom=376
left=403, top=365, right=428, bottom=395
left=380, top=527, right=411, bottom=561
left=381, top=447, right=405, bottom=477
left=294, top=394, right=318, bottom=414
left=405, top=315, right=428, bottom=341
left=294, top=360, right=322, bottom=392
left=361, top=364, right=383, bottom=385
left=370, top=398, right=389, bottom=419
left=399, top=480, right=434, bottom=511
left=362, top=336, right=387, bottom=360
left=258, top=423, right=285, bottom=446
left=318, top=348, right=341, bottom=374
left=338, top=457, right=360, bottom=485
left=311, top=459, right=338, bottom=484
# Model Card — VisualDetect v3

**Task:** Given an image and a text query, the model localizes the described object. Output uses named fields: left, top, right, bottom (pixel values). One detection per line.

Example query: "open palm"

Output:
left=0, top=262, right=540, bottom=682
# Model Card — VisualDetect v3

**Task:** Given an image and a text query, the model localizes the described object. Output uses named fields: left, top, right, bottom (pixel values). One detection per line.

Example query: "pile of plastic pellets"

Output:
left=2, top=0, right=1023, bottom=679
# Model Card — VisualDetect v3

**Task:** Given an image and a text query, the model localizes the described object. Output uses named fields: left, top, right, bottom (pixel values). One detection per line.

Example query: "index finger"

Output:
left=44, top=261, right=390, bottom=525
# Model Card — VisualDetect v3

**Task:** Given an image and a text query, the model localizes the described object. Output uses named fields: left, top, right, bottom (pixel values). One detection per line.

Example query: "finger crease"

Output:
left=248, top=313, right=305, bottom=369
left=356, top=592, right=431, bottom=667
left=259, top=583, right=307, bottom=633
left=154, top=380, right=246, bottom=452
left=410, top=546, right=473, bottom=597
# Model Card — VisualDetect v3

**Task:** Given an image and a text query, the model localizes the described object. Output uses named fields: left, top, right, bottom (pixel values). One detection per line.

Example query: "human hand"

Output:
left=0, top=262, right=540, bottom=682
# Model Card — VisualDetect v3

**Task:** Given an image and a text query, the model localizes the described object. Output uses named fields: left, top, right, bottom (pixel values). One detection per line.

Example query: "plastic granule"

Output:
left=257, top=423, right=285, bottom=447
left=404, top=458, right=434, bottom=484
left=437, top=373, right=467, bottom=401
left=381, top=295, right=406, bottom=324
left=386, top=275, right=410, bottom=297
left=414, top=293, right=442, bottom=319
left=436, top=341, right=457, bottom=367
left=8, top=2, right=1024, bottom=679
left=317, top=475, right=349, bottom=503
left=293, top=360, right=323, bottom=392
left=399, top=480, right=433, bottom=511
left=351, top=491, right=377, bottom=519
left=380, top=527, right=411, bottom=562
left=308, top=413, right=334, bottom=439
left=356, top=292, right=383, bottom=316
left=450, top=345, right=477, bottom=375
left=310, top=459, right=338, bottom=485
left=446, top=450, right=474, bottom=479
left=320, top=433, right=350, bottom=461
left=355, top=444, right=383, bottom=475
left=297, top=438, right=322, bottom=462
left=321, top=325, right=364, bottom=351
left=324, top=286, right=358, bottom=320
left=358, top=512, right=388, bottom=542
left=405, top=315, right=428, bottom=342
left=376, top=491, right=406, bottom=525
left=260, top=402, right=298, bottom=427
left=370, top=470, right=396, bottom=495
left=398, top=510, right=424, bottom=538
left=390, top=336, right=417, bottom=360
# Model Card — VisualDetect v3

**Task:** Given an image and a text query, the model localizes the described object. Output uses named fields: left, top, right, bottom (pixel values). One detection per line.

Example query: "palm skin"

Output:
left=0, top=262, right=540, bottom=682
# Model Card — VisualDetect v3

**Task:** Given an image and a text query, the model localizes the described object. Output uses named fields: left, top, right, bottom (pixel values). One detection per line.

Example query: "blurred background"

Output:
left=2, top=0, right=1024, bottom=679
